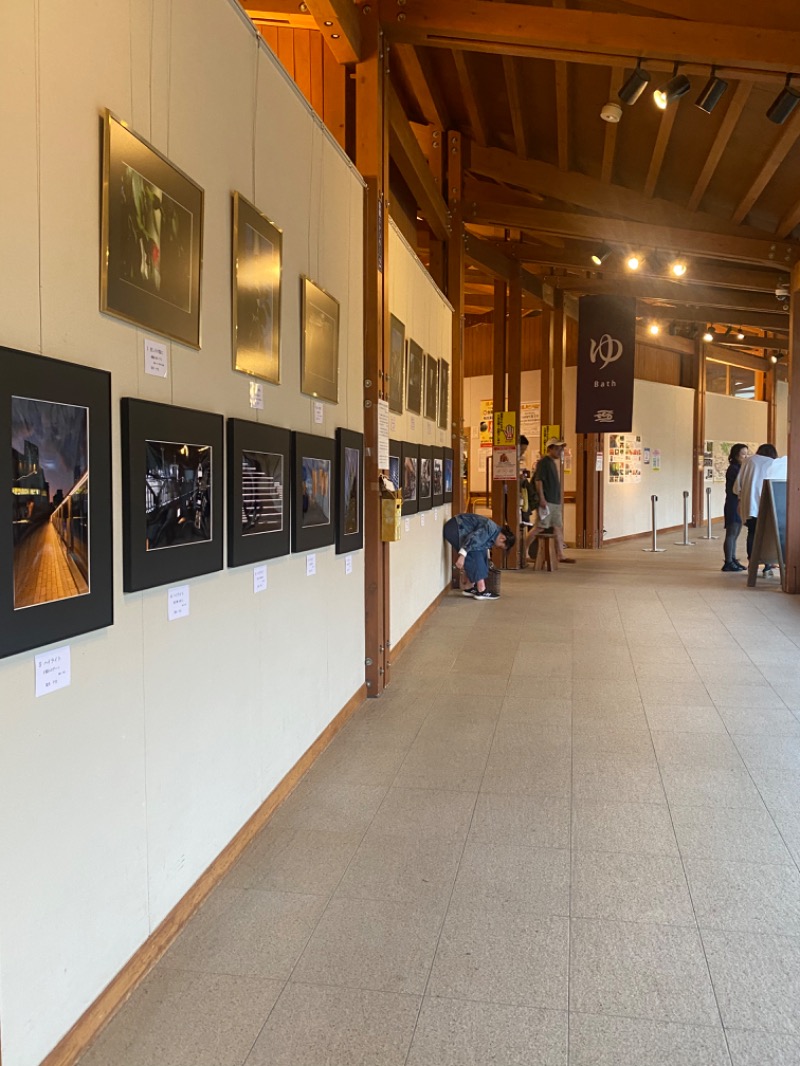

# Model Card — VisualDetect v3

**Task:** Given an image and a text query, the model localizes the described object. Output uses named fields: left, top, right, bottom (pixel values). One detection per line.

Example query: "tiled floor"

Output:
left=80, top=533, right=800, bottom=1066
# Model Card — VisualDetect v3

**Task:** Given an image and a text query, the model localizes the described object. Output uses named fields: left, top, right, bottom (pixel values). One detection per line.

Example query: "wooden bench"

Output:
left=534, top=532, right=559, bottom=571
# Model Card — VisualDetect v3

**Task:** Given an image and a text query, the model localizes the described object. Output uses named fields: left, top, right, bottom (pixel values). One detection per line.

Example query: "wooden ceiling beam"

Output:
left=544, top=275, right=782, bottom=312
left=687, top=81, right=751, bottom=213
left=452, top=50, right=489, bottom=147
left=622, top=0, right=800, bottom=32
left=302, top=0, right=361, bottom=63
left=242, top=0, right=316, bottom=29
left=388, top=85, right=451, bottom=240
left=732, top=111, right=800, bottom=225
left=503, top=56, right=530, bottom=159
left=777, top=198, right=800, bottom=241
left=392, top=43, right=450, bottom=130
left=601, top=68, right=624, bottom=185
left=639, top=303, right=788, bottom=330
left=710, top=339, right=788, bottom=352
left=383, top=0, right=800, bottom=79
left=644, top=105, right=678, bottom=199
left=464, top=236, right=545, bottom=299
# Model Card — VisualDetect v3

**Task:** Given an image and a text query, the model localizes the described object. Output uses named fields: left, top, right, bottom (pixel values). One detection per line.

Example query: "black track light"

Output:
left=654, top=64, right=691, bottom=110
left=695, top=68, right=728, bottom=114
left=590, top=244, right=612, bottom=266
left=618, top=62, right=651, bottom=106
left=767, top=75, right=800, bottom=125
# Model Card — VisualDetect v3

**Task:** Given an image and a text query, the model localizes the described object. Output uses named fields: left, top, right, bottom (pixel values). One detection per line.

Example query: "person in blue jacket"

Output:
left=443, top=513, right=515, bottom=600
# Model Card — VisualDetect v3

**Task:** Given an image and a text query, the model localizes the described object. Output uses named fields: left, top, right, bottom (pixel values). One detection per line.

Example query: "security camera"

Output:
left=776, top=283, right=790, bottom=299
left=600, top=102, right=622, bottom=124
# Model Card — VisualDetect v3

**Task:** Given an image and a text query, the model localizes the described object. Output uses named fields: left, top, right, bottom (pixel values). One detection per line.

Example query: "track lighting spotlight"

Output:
left=771, top=354, right=778, bottom=364
left=670, top=260, right=687, bottom=277
left=736, top=329, right=745, bottom=340
left=767, top=75, right=800, bottom=125
left=654, top=64, right=691, bottom=110
left=703, top=326, right=714, bottom=343
left=626, top=255, right=641, bottom=271
left=648, top=322, right=660, bottom=336
left=618, top=62, right=651, bottom=106
left=695, top=69, right=728, bottom=114
left=591, top=244, right=612, bottom=266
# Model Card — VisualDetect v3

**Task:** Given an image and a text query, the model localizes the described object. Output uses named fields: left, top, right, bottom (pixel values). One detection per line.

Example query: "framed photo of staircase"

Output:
left=227, top=418, right=291, bottom=567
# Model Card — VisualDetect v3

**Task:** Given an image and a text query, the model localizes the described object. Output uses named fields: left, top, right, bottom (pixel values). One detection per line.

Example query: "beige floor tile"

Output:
left=371, top=787, right=476, bottom=841
left=452, top=841, right=569, bottom=913
left=334, top=830, right=463, bottom=905
left=571, top=801, right=679, bottom=856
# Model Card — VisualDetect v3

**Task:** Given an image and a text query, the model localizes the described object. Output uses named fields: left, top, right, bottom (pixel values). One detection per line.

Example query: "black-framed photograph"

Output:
left=232, top=192, right=282, bottom=384
left=121, top=399, right=223, bottom=592
left=406, top=340, right=423, bottom=415
left=292, top=432, right=336, bottom=552
left=388, top=438, right=401, bottom=493
left=438, top=358, right=450, bottom=430
left=227, top=418, right=290, bottom=567
left=418, top=444, right=432, bottom=512
left=336, top=428, right=364, bottom=554
left=101, top=110, right=204, bottom=349
left=424, top=354, right=439, bottom=422
left=389, top=315, right=405, bottom=415
left=301, top=277, right=340, bottom=404
left=444, top=446, right=454, bottom=503
left=432, top=446, right=444, bottom=507
left=2, top=347, right=113, bottom=660
left=401, top=441, right=419, bottom=517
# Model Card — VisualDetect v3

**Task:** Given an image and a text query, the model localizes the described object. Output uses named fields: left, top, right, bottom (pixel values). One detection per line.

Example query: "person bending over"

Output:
left=443, top=513, right=515, bottom=600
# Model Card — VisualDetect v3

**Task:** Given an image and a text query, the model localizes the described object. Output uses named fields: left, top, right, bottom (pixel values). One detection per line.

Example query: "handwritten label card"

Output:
left=420, top=513, right=426, bottom=527
left=434, top=508, right=439, bottom=521
left=35, top=646, right=71, bottom=698
left=168, top=585, right=190, bottom=620
left=249, top=382, right=264, bottom=410
left=345, top=555, right=353, bottom=575
left=306, top=554, right=316, bottom=576
left=253, top=564, right=268, bottom=593
left=313, top=401, right=324, bottom=425
left=144, top=339, right=168, bottom=378
left=405, top=518, right=410, bottom=533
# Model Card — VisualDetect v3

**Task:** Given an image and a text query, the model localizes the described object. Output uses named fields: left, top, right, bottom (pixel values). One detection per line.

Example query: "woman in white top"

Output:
left=734, top=443, right=778, bottom=574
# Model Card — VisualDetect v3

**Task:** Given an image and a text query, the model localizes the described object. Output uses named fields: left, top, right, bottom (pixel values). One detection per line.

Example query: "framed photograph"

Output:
left=432, top=446, right=444, bottom=508
left=444, top=447, right=454, bottom=503
left=406, top=340, right=423, bottom=415
left=121, top=399, right=223, bottom=591
left=401, top=441, right=419, bottom=517
left=424, top=354, right=439, bottom=422
left=2, top=347, right=112, bottom=660
left=418, top=444, right=433, bottom=512
left=389, top=315, right=405, bottom=415
left=336, top=428, right=364, bottom=554
left=301, top=277, right=340, bottom=404
left=232, top=192, right=282, bottom=384
left=227, top=418, right=290, bottom=567
left=438, top=358, right=450, bottom=430
left=292, top=432, right=336, bottom=552
left=101, top=110, right=203, bottom=349
left=388, top=438, right=402, bottom=493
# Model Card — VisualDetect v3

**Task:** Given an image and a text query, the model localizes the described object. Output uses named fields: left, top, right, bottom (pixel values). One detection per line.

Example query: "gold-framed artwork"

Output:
left=424, top=353, right=439, bottom=422
left=300, top=276, right=340, bottom=404
left=389, top=314, right=405, bottom=414
left=438, top=358, right=450, bottom=429
left=232, top=192, right=282, bottom=383
left=406, top=340, right=423, bottom=414
left=100, top=110, right=204, bottom=349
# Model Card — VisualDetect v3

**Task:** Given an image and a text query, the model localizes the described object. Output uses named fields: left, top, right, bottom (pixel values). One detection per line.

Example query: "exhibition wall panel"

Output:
left=464, top=372, right=542, bottom=496
left=705, top=394, right=769, bottom=522
left=0, top=2, right=364, bottom=1064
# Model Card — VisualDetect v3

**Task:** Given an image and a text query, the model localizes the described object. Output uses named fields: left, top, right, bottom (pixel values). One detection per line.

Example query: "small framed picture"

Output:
left=292, top=432, right=336, bottom=552
left=389, top=315, right=405, bottom=415
left=121, top=399, right=223, bottom=592
left=388, top=438, right=401, bottom=492
left=232, top=192, right=282, bottom=384
left=438, top=359, right=450, bottom=430
left=418, top=444, right=433, bottom=512
left=401, top=441, right=419, bottom=516
left=101, top=110, right=204, bottom=348
left=431, top=446, right=444, bottom=507
left=424, top=354, right=439, bottom=422
left=336, top=428, right=364, bottom=554
left=406, top=340, right=423, bottom=415
left=443, top=447, right=454, bottom=503
left=227, top=418, right=290, bottom=567
left=2, top=346, right=113, bottom=660
left=301, top=277, right=340, bottom=404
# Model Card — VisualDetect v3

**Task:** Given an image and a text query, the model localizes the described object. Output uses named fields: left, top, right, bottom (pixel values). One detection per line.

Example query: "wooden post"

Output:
left=491, top=279, right=508, bottom=528
left=356, top=13, right=390, bottom=695
left=507, top=272, right=522, bottom=565
left=446, top=131, right=465, bottom=513
left=539, top=306, right=552, bottom=429
left=766, top=362, right=777, bottom=444
left=427, top=127, right=446, bottom=289
left=692, top=336, right=707, bottom=527
left=550, top=288, right=565, bottom=432
left=785, top=262, right=800, bottom=593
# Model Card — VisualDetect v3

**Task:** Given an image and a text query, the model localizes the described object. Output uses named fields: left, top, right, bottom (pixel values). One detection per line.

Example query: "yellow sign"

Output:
left=479, top=399, right=493, bottom=448
left=541, top=424, right=561, bottom=454
left=493, top=411, right=517, bottom=447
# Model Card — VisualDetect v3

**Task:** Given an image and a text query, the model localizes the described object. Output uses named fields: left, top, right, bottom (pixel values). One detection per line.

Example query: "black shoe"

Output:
left=471, top=588, right=499, bottom=600
left=732, top=561, right=747, bottom=571
left=721, top=562, right=738, bottom=572
left=461, top=584, right=478, bottom=597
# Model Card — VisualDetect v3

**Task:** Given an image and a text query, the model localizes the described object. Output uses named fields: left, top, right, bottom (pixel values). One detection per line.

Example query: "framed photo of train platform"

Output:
left=292, top=432, right=336, bottom=552
left=401, top=441, right=419, bottom=517
left=336, top=428, right=364, bottom=554
left=443, top=447, right=454, bottom=503
left=227, top=418, right=290, bottom=567
left=232, top=192, right=282, bottom=384
left=2, top=346, right=113, bottom=660
left=101, top=110, right=204, bottom=349
left=300, top=277, right=340, bottom=404
left=121, top=399, right=223, bottom=591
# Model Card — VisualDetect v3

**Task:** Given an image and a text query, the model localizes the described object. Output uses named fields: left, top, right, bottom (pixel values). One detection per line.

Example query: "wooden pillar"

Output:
left=427, top=128, right=445, bottom=289
left=539, top=307, right=552, bottom=430
left=692, top=336, right=707, bottom=528
left=446, top=131, right=465, bottom=513
left=507, top=274, right=522, bottom=565
left=766, top=363, right=778, bottom=445
left=491, top=279, right=508, bottom=528
left=550, top=289, right=565, bottom=432
left=785, top=262, right=800, bottom=593
left=356, top=14, right=390, bottom=695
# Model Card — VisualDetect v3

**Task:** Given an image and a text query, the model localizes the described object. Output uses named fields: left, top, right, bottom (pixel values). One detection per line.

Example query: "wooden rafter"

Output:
left=391, top=43, right=450, bottom=130
left=601, top=68, right=624, bottom=185
left=553, top=0, right=570, bottom=171
left=778, top=198, right=800, bottom=241
left=687, top=81, right=751, bottom=213
left=303, top=0, right=361, bottom=63
left=643, top=303, right=788, bottom=330
left=535, top=257, right=788, bottom=294
left=644, top=104, right=678, bottom=199
left=388, top=86, right=451, bottom=239
left=732, top=111, right=800, bottom=226
left=502, top=56, right=529, bottom=159
left=242, top=0, right=316, bottom=29
left=625, top=0, right=800, bottom=32
left=452, top=50, right=489, bottom=146
left=544, top=275, right=782, bottom=312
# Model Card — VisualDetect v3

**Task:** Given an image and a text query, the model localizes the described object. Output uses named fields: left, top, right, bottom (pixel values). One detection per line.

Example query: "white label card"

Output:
left=168, top=585, right=190, bottom=620
left=249, top=382, right=264, bottom=410
left=377, top=399, right=390, bottom=469
left=144, top=338, right=168, bottom=378
left=345, top=555, right=353, bottom=575
left=35, top=646, right=71, bottom=698
left=405, top=517, right=410, bottom=533
left=420, top=513, right=426, bottom=527
left=410, top=415, right=416, bottom=431
left=253, top=564, right=268, bottom=593
left=313, top=401, right=324, bottom=425
left=390, top=415, right=397, bottom=433
left=306, top=554, right=316, bottom=576
left=426, top=421, right=432, bottom=437
left=434, top=508, right=439, bottom=521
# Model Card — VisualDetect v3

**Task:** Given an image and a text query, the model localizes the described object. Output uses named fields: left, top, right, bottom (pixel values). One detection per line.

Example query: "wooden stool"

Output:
left=535, top=533, right=559, bottom=571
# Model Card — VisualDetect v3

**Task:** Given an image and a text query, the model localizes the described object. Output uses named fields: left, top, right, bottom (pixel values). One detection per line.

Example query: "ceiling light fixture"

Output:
left=618, top=61, right=651, bottom=106
left=648, top=322, right=660, bottom=336
left=591, top=244, right=612, bottom=266
left=626, top=255, right=641, bottom=271
left=654, top=63, right=691, bottom=110
left=670, top=260, right=687, bottom=277
left=695, top=68, right=729, bottom=114
left=703, top=326, right=714, bottom=342
left=767, top=75, right=800, bottom=125
left=736, top=328, right=745, bottom=340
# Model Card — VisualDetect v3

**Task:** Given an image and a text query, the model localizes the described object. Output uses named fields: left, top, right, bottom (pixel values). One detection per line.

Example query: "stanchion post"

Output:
left=700, top=484, right=719, bottom=540
left=643, top=494, right=667, bottom=552
left=675, top=490, right=695, bottom=546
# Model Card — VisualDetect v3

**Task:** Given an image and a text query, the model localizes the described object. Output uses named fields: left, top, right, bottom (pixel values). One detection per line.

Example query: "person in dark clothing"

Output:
left=721, top=443, right=749, bottom=572
left=443, top=513, right=515, bottom=599
left=736, top=443, right=779, bottom=576
left=534, top=437, right=574, bottom=563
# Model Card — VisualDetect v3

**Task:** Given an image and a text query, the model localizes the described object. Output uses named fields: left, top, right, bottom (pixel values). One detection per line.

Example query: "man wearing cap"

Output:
left=534, top=438, right=574, bottom=564
left=443, top=513, right=515, bottom=600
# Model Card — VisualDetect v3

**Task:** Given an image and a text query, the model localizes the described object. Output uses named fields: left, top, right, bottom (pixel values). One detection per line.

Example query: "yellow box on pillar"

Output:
left=380, top=475, right=402, bottom=541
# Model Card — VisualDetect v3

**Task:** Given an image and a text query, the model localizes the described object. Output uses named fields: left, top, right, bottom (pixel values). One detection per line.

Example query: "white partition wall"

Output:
left=0, top=3, right=365, bottom=1064
left=704, top=394, right=769, bottom=520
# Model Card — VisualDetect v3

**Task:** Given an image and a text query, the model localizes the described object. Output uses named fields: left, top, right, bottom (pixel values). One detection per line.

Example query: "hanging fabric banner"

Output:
left=575, top=295, right=636, bottom=434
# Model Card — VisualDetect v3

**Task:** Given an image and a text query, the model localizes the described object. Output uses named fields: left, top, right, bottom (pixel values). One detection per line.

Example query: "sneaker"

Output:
left=471, top=588, right=499, bottom=600
left=763, top=567, right=778, bottom=579
left=732, top=560, right=747, bottom=571
left=461, top=584, right=478, bottom=597
left=721, top=562, right=738, bottom=572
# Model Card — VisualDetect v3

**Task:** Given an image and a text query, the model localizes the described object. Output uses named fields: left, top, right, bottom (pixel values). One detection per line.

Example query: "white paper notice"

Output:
left=306, top=554, right=316, bottom=576
left=144, top=338, right=168, bottom=378
left=35, top=646, right=71, bottom=698
left=410, top=415, right=416, bottom=431
left=253, top=564, right=268, bottom=593
left=390, top=415, right=397, bottom=433
left=313, top=401, right=324, bottom=425
left=168, top=585, right=190, bottom=620
left=426, top=421, right=432, bottom=437
left=345, top=555, right=353, bottom=575
left=405, top=517, right=410, bottom=533
left=596, top=451, right=604, bottom=472
left=434, top=508, right=439, bottom=521
left=377, top=399, right=390, bottom=469
left=249, top=382, right=264, bottom=410
left=420, top=513, right=426, bottom=527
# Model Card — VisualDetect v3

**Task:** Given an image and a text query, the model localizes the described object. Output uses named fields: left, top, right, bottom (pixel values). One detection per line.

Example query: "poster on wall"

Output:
left=607, top=433, right=643, bottom=483
left=703, top=440, right=714, bottom=482
left=520, top=402, right=541, bottom=456
left=712, top=441, right=733, bottom=482
left=652, top=449, right=661, bottom=472
left=479, top=400, right=493, bottom=448
left=576, top=295, right=636, bottom=433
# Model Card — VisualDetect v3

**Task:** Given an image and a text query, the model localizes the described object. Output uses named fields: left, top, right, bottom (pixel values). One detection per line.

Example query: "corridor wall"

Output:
left=705, top=394, right=769, bottom=520
left=0, top=3, right=366, bottom=1064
